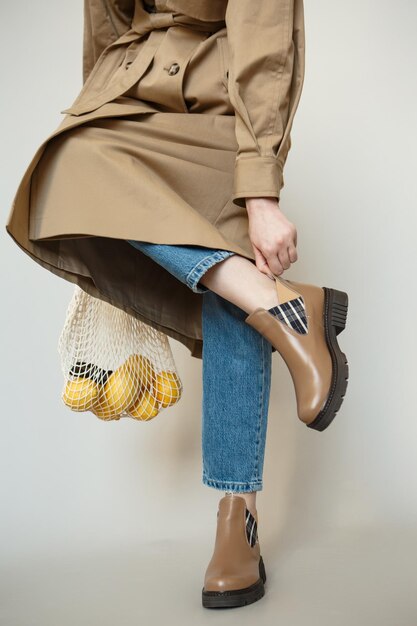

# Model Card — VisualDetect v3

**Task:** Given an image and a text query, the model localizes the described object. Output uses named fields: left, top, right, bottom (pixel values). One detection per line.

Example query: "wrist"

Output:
left=246, top=197, right=280, bottom=210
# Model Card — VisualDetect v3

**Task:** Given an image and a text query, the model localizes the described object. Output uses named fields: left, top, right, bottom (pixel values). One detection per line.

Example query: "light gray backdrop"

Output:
left=1, top=1, right=416, bottom=624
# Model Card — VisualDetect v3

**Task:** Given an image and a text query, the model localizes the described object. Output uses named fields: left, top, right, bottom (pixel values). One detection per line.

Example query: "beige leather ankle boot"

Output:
left=202, top=493, right=266, bottom=608
left=245, top=276, right=349, bottom=431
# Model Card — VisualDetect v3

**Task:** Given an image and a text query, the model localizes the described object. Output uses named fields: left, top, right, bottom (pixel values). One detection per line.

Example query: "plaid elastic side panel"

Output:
left=268, top=296, right=308, bottom=334
left=245, top=508, right=258, bottom=547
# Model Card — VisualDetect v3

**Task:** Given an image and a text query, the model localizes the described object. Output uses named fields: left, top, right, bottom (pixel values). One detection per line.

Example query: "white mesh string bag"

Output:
left=58, top=285, right=183, bottom=421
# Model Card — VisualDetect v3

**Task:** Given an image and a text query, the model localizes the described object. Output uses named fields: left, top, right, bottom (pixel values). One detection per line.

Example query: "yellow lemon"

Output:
left=154, top=370, right=182, bottom=407
left=62, top=377, right=100, bottom=411
left=128, top=354, right=156, bottom=390
left=95, top=358, right=142, bottom=417
left=128, top=387, right=160, bottom=421
left=92, top=400, right=121, bottom=421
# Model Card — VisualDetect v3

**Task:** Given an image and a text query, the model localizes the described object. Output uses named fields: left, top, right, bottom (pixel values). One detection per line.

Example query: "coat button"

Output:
left=167, top=62, right=180, bottom=75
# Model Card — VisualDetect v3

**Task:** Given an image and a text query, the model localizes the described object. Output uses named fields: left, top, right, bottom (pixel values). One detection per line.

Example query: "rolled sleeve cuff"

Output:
left=231, top=156, right=284, bottom=208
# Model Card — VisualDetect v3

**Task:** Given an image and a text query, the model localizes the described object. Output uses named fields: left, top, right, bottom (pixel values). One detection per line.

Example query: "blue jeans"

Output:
left=126, top=240, right=272, bottom=492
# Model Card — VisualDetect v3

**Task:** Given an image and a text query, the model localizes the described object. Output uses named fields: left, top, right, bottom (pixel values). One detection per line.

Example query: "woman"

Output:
left=5, top=0, right=349, bottom=609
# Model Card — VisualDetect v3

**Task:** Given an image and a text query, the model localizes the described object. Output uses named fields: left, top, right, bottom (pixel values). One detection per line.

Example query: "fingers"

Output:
left=288, top=244, right=298, bottom=263
left=266, top=252, right=284, bottom=277
left=278, top=247, right=291, bottom=271
left=266, top=243, right=298, bottom=277
left=250, top=217, right=298, bottom=278
left=264, top=242, right=289, bottom=276
left=252, top=244, right=276, bottom=279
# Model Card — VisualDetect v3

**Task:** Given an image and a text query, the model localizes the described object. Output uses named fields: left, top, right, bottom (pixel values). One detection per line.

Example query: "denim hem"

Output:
left=202, top=475, right=263, bottom=492
left=186, top=250, right=235, bottom=293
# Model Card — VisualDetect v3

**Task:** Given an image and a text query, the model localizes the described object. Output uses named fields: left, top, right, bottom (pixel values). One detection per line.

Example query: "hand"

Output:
left=245, top=197, right=298, bottom=279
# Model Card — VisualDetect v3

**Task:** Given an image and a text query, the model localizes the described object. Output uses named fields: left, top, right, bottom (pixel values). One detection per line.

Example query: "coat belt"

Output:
left=131, top=3, right=226, bottom=36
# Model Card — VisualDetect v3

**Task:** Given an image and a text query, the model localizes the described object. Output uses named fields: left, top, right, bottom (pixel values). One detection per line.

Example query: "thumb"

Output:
left=252, top=244, right=275, bottom=280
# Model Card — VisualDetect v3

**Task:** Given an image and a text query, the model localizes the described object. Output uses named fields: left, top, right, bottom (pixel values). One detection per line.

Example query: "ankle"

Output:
left=198, top=254, right=279, bottom=315
left=243, top=272, right=280, bottom=315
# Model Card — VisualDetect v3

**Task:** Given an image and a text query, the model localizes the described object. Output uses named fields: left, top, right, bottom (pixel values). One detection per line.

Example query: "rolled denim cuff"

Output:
left=186, top=250, right=235, bottom=293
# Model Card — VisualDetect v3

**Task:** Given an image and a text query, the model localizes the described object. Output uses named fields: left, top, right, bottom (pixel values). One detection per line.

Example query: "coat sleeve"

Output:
left=82, top=0, right=136, bottom=84
left=224, top=0, right=306, bottom=208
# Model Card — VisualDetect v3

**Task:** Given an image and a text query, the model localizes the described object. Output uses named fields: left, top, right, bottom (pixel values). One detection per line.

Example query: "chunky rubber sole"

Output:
left=202, top=555, right=267, bottom=609
left=306, top=287, right=349, bottom=431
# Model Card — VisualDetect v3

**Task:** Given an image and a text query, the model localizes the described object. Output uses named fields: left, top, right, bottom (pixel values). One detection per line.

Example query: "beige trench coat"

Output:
left=5, top=0, right=305, bottom=359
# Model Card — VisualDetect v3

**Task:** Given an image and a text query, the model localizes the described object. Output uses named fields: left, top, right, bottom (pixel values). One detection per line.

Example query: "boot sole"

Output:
left=202, top=555, right=267, bottom=608
left=306, top=287, right=349, bottom=431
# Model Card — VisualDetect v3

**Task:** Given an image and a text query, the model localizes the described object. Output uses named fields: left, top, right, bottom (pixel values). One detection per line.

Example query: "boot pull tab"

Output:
left=275, top=276, right=302, bottom=304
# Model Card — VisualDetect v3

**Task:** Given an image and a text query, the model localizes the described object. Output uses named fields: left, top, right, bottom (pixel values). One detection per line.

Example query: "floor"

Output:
left=1, top=525, right=415, bottom=625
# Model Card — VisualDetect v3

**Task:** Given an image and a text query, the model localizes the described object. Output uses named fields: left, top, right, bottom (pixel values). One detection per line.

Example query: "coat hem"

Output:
left=6, top=225, right=205, bottom=360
